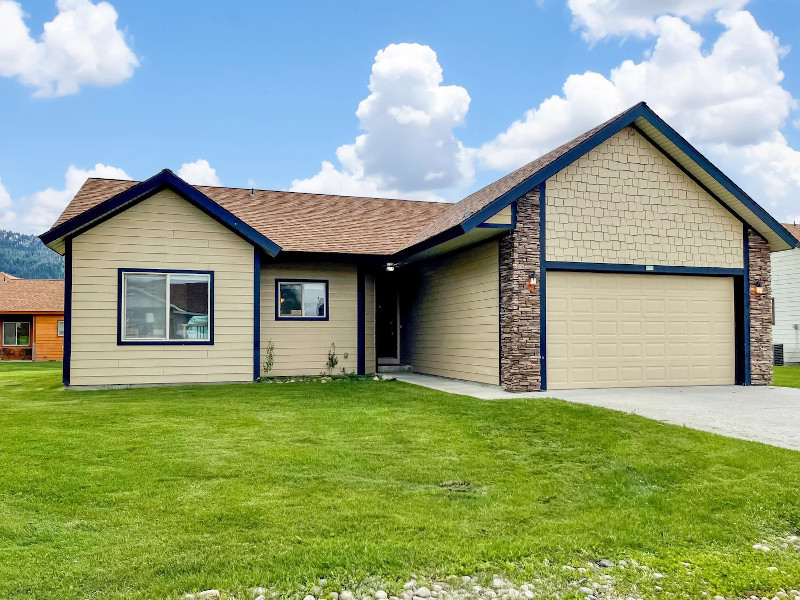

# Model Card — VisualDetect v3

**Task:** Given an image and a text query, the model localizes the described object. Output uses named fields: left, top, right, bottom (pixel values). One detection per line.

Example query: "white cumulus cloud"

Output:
left=477, top=9, right=800, bottom=221
left=568, top=0, right=749, bottom=40
left=291, top=43, right=472, bottom=200
left=0, top=0, right=139, bottom=97
left=0, top=178, right=15, bottom=226
left=6, top=163, right=130, bottom=234
left=177, top=159, right=221, bottom=187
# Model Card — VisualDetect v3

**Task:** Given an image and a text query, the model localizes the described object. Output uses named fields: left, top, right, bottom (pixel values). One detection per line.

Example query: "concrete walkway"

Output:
left=393, top=373, right=800, bottom=450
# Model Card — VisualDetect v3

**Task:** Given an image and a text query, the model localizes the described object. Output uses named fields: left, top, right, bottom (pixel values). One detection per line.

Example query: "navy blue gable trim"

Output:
left=40, top=170, right=281, bottom=257
left=357, top=267, right=366, bottom=375
left=638, top=109, right=798, bottom=250
left=743, top=226, right=752, bottom=385
left=538, top=185, right=547, bottom=391
left=461, top=103, right=646, bottom=233
left=253, top=249, right=261, bottom=381
left=63, top=237, right=72, bottom=386
left=545, top=261, right=745, bottom=277
left=459, top=103, right=797, bottom=250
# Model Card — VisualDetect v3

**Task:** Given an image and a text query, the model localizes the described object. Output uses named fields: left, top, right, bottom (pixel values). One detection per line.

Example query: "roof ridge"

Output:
left=84, top=177, right=450, bottom=205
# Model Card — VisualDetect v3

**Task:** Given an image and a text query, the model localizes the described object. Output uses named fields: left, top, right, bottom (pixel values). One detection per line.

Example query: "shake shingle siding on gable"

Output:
left=546, top=127, right=743, bottom=268
left=40, top=103, right=796, bottom=390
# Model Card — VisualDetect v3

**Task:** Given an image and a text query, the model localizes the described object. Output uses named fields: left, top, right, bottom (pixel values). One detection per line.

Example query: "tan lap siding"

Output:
left=70, top=190, right=254, bottom=386
left=364, top=271, right=376, bottom=373
left=260, top=262, right=364, bottom=376
left=410, top=241, right=500, bottom=384
left=546, top=126, right=743, bottom=268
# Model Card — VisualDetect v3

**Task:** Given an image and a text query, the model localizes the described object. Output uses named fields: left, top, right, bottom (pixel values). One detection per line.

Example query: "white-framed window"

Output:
left=57, top=320, right=64, bottom=337
left=276, top=280, right=328, bottom=320
left=120, top=270, right=212, bottom=343
left=2, top=321, right=30, bottom=346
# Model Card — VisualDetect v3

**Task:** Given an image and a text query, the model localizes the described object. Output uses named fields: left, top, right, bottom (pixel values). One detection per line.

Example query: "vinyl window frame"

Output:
left=57, top=320, right=65, bottom=337
left=117, top=268, right=215, bottom=346
left=275, top=279, right=330, bottom=321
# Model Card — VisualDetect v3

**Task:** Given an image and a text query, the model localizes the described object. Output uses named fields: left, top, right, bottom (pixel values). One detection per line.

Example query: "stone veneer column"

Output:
left=499, top=189, right=542, bottom=391
left=748, top=229, right=772, bottom=385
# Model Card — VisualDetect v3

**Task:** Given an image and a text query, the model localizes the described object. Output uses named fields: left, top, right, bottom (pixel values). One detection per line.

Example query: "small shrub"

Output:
left=262, top=340, right=275, bottom=376
left=325, top=343, right=339, bottom=376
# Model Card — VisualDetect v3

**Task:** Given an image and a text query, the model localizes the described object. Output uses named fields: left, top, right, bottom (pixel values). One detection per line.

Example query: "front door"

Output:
left=376, top=274, right=400, bottom=364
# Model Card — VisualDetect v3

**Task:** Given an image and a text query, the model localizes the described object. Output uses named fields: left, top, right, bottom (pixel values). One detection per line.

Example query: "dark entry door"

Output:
left=376, top=274, right=399, bottom=363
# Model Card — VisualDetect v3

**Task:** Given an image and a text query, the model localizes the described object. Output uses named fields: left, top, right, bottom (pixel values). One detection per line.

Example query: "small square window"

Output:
left=277, top=280, right=328, bottom=320
left=57, top=320, right=64, bottom=337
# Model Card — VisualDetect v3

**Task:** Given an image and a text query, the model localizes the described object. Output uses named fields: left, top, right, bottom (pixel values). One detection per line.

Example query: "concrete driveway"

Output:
left=546, top=385, right=800, bottom=450
left=394, top=374, right=800, bottom=450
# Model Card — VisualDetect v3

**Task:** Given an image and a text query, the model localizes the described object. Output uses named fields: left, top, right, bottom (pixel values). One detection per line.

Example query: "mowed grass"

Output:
left=1, top=363, right=800, bottom=600
left=774, top=365, right=800, bottom=388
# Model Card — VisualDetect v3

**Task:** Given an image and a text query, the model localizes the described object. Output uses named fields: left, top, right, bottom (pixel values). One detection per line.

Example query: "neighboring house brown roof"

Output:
left=53, top=179, right=451, bottom=255
left=782, top=224, right=800, bottom=243
left=0, top=277, right=64, bottom=313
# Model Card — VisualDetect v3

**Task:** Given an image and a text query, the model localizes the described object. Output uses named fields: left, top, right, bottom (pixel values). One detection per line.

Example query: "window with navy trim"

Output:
left=121, top=271, right=212, bottom=342
left=277, top=280, right=328, bottom=320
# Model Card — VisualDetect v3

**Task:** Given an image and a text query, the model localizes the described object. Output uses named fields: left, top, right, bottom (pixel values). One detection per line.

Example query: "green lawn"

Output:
left=774, top=365, right=800, bottom=388
left=2, top=362, right=800, bottom=600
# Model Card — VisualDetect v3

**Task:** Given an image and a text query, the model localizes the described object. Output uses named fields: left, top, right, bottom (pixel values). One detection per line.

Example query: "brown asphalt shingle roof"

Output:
left=0, top=277, right=64, bottom=313
left=407, top=105, right=640, bottom=247
left=782, top=224, right=800, bottom=243
left=53, top=179, right=451, bottom=255
left=46, top=104, right=644, bottom=256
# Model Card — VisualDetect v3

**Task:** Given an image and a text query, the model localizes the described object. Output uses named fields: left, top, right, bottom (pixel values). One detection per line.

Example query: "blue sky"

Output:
left=1, top=0, right=799, bottom=234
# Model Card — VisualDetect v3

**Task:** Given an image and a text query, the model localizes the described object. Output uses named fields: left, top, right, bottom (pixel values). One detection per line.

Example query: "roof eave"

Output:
left=446, top=102, right=797, bottom=253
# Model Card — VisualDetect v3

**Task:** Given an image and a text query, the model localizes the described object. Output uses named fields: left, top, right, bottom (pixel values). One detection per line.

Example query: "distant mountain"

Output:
left=0, top=230, right=64, bottom=279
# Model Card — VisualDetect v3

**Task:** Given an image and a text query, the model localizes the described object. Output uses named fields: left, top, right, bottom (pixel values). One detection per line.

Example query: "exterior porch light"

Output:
left=752, top=281, right=764, bottom=295
left=527, top=272, right=537, bottom=292
left=385, top=263, right=395, bottom=272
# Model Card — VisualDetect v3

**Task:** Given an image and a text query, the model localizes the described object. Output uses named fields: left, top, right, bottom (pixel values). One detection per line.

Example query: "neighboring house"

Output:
left=39, top=102, right=797, bottom=390
left=0, top=272, right=65, bottom=361
left=772, top=224, right=800, bottom=364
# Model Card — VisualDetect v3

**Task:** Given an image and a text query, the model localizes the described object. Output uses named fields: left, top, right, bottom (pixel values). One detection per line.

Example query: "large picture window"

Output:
left=2, top=322, right=30, bottom=346
left=120, top=270, right=212, bottom=343
left=276, top=280, right=328, bottom=320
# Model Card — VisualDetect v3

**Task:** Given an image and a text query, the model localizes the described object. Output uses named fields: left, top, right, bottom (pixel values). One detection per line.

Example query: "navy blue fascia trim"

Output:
left=392, top=224, right=468, bottom=261
left=545, top=261, right=745, bottom=277
left=275, top=278, right=330, bottom=322
left=461, top=103, right=647, bottom=233
left=40, top=170, right=282, bottom=256
left=743, top=225, right=752, bottom=385
left=459, top=103, right=797, bottom=249
left=538, top=184, right=547, bottom=391
left=253, top=249, right=261, bottom=380
left=117, top=268, right=215, bottom=346
left=638, top=110, right=798, bottom=249
left=356, top=267, right=366, bottom=375
left=630, top=123, right=748, bottom=228
left=476, top=200, right=517, bottom=230
left=62, top=237, right=72, bottom=386
left=476, top=222, right=514, bottom=229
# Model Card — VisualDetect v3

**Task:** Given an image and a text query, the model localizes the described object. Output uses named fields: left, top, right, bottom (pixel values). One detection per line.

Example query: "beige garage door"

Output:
left=546, top=272, right=736, bottom=390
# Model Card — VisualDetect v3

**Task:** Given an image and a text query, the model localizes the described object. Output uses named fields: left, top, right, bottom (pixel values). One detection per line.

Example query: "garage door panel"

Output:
left=547, top=272, right=735, bottom=389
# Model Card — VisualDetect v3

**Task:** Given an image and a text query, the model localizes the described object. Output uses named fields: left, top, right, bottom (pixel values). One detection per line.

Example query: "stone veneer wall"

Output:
left=749, top=229, right=773, bottom=385
left=499, top=189, right=542, bottom=392
left=546, top=126, right=743, bottom=268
